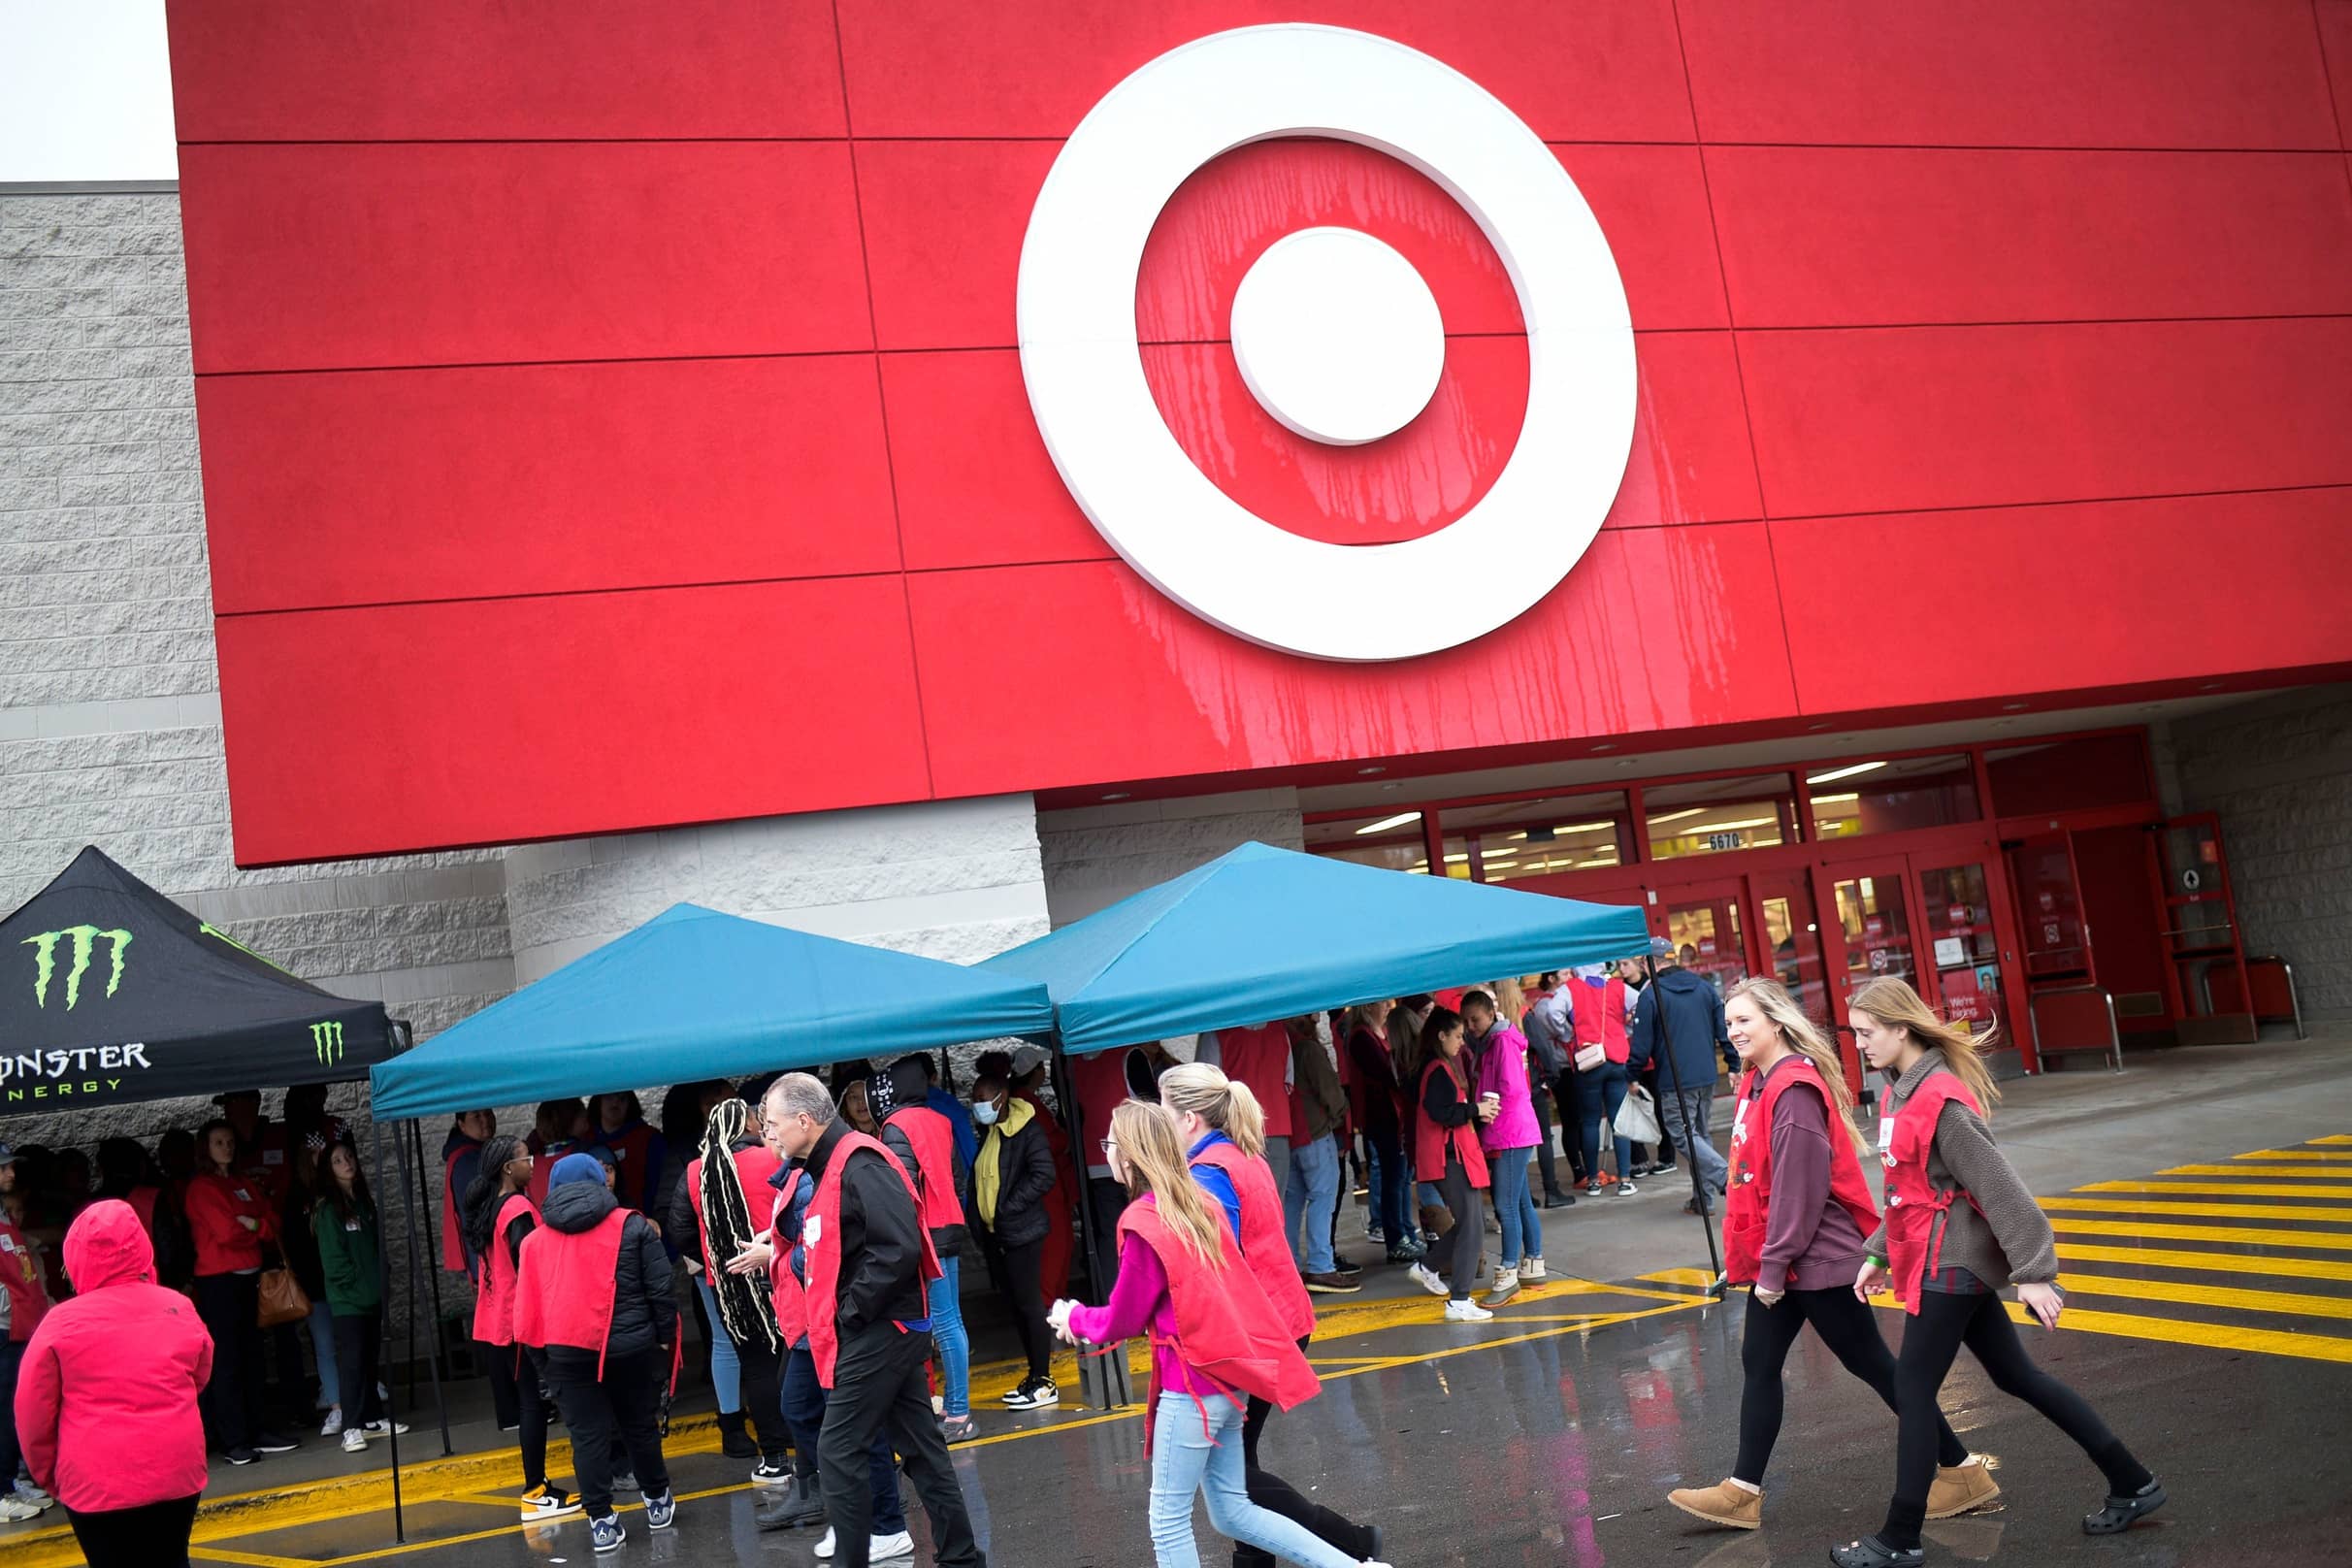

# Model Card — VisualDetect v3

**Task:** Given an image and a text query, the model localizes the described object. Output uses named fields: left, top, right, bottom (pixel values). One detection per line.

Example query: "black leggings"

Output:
left=1439, top=1158, right=1480, bottom=1301
left=485, top=1341, right=558, bottom=1491
left=1735, top=1286, right=1967, bottom=1485
left=67, top=1493, right=200, bottom=1568
left=998, top=1235, right=1052, bottom=1380
left=332, top=1308, right=384, bottom=1426
left=735, top=1332, right=791, bottom=1461
left=1232, top=1335, right=1373, bottom=1568
left=1881, top=1290, right=2149, bottom=1549
left=193, top=1272, right=265, bottom=1449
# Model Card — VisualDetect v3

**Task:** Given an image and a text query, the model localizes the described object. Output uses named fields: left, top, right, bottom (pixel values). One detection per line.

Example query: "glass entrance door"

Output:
left=1657, top=880, right=1749, bottom=996
left=2007, top=831, right=2093, bottom=984
left=1750, top=868, right=1831, bottom=1030
left=1917, top=861, right=2009, bottom=1046
left=1829, top=866, right=1918, bottom=994
left=2154, top=813, right=2253, bottom=1045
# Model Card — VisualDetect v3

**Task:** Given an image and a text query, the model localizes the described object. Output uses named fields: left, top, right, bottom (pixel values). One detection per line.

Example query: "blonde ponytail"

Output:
left=1848, top=976, right=2002, bottom=1114
left=1159, top=1062, right=1265, bottom=1159
left=1109, top=1100, right=1225, bottom=1267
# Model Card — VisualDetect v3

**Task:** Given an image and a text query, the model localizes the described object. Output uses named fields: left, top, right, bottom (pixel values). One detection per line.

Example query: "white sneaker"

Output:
left=362, top=1420, right=409, bottom=1438
left=342, top=1428, right=368, bottom=1453
left=870, top=1530, right=915, bottom=1558
left=0, top=1495, right=40, bottom=1522
left=1444, top=1297, right=1495, bottom=1323
left=1407, top=1262, right=1447, bottom=1297
left=1523, top=1257, right=1546, bottom=1281
left=815, top=1526, right=837, bottom=1558
left=12, top=1483, right=51, bottom=1512
left=1616, top=1181, right=1640, bottom=1196
left=320, top=1408, right=344, bottom=1437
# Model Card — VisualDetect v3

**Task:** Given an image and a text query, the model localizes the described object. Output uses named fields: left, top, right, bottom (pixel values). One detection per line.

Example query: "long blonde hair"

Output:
left=1848, top=976, right=2002, bottom=1114
left=1725, top=977, right=1861, bottom=1127
left=1109, top=1099, right=1225, bottom=1267
left=1158, top=1062, right=1266, bottom=1159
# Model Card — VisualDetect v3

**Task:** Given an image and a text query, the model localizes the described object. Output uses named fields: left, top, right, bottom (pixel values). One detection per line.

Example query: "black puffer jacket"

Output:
left=974, top=1105, right=1058, bottom=1251
left=539, top=1178, right=676, bottom=1364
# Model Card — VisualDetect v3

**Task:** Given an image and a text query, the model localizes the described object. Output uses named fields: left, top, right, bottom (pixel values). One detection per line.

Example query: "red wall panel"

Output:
left=1709, top=148, right=2352, bottom=327
left=833, top=0, right=1694, bottom=142
left=1678, top=0, right=2340, bottom=149
left=215, top=578, right=932, bottom=864
left=1739, top=317, right=2352, bottom=518
left=166, top=0, right=846, bottom=140
left=1772, top=488, right=2352, bottom=713
left=906, top=524, right=1797, bottom=799
left=882, top=351, right=1113, bottom=572
left=180, top=143, right=873, bottom=374
left=1601, top=331, right=1760, bottom=530
left=199, top=356, right=900, bottom=614
left=2325, top=3, right=2352, bottom=146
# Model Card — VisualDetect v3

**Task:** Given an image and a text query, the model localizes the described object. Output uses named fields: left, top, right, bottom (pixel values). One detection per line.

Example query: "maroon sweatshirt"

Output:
left=1749, top=1056, right=1871, bottom=1293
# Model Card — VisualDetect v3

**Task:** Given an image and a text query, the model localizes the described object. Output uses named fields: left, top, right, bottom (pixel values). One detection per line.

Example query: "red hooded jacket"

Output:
left=16, top=1200, right=213, bottom=1513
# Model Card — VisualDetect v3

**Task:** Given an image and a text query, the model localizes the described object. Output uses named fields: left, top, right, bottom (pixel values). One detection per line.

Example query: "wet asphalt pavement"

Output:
left=197, top=1269, right=2346, bottom=1568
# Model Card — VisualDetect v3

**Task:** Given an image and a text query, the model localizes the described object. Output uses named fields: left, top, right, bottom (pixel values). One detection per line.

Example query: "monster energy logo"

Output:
left=22, top=927, right=132, bottom=1010
left=311, top=1021, right=345, bottom=1064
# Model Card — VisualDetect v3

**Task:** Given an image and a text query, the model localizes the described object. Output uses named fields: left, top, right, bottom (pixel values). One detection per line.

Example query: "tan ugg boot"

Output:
left=1927, top=1455, right=2002, bottom=1518
left=1666, top=1479, right=1762, bottom=1529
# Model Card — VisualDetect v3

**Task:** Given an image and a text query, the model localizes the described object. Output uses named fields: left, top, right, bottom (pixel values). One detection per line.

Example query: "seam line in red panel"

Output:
left=833, top=0, right=933, bottom=797
left=1762, top=479, right=2352, bottom=529
left=2313, top=1, right=2352, bottom=164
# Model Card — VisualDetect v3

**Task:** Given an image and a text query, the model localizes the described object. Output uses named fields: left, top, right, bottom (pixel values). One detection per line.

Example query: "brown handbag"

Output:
left=256, top=1265, right=310, bottom=1328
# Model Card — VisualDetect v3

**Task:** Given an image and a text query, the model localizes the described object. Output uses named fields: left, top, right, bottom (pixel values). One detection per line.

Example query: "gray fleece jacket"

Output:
left=1863, top=1050, right=2057, bottom=1290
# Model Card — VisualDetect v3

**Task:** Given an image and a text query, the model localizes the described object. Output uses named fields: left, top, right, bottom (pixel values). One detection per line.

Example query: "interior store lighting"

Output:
left=1807, top=761, right=1888, bottom=785
left=1356, top=811, right=1422, bottom=834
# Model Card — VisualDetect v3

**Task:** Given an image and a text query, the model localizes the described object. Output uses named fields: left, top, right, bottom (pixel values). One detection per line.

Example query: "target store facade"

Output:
left=156, top=1, right=2352, bottom=1065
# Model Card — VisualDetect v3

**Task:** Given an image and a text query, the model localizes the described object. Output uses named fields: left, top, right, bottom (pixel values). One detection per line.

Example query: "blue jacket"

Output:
left=1628, top=967, right=1735, bottom=1089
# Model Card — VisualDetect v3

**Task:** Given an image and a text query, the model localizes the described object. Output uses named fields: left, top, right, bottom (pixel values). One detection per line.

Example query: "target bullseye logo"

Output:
left=1017, top=24, right=1636, bottom=663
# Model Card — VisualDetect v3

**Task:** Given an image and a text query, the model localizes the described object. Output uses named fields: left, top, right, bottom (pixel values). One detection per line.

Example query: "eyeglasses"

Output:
left=1098, top=1137, right=1118, bottom=1155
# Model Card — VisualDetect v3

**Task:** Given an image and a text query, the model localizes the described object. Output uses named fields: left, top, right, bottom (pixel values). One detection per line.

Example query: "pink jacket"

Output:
left=1474, top=1026, right=1542, bottom=1150
left=16, top=1200, right=212, bottom=1513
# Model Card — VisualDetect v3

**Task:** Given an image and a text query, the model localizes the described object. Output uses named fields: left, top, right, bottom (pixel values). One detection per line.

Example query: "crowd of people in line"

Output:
left=0, top=961, right=2166, bottom=1568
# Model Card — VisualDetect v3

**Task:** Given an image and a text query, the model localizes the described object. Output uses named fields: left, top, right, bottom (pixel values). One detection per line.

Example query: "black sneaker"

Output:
left=254, top=1431, right=299, bottom=1454
left=224, top=1446, right=257, bottom=1465
left=1002, top=1376, right=1060, bottom=1410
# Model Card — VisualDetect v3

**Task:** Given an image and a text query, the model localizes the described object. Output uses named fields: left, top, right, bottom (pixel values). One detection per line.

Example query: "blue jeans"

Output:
left=778, top=1344, right=904, bottom=1532
left=929, top=1254, right=970, bottom=1417
left=696, top=1278, right=741, bottom=1414
left=1581, top=1062, right=1635, bottom=1183
left=1280, top=1133, right=1339, bottom=1275
left=306, top=1299, right=341, bottom=1412
left=1147, top=1392, right=1359, bottom=1568
left=1364, top=1125, right=1408, bottom=1249
left=1489, top=1145, right=1542, bottom=1267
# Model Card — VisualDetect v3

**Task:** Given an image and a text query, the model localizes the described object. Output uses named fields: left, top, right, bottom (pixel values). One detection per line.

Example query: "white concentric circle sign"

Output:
left=1017, top=24, right=1635, bottom=663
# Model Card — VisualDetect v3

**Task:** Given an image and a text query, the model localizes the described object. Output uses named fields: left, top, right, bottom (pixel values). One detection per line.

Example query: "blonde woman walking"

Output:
left=1832, top=978, right=2163, bottom=1567
left=1666, top=980, right=1989, bottom=1531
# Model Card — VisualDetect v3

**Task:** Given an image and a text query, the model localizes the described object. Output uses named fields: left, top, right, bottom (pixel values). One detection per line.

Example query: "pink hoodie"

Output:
left=1474, top=1025, right=1542, bottom=1150
left=16, top=1199, right=213, bottom=1512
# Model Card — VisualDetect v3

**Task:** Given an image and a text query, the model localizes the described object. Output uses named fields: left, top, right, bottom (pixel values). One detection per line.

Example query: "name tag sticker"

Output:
left=345, top=1220, right=362, bottom=1232
left=802, top=1214, right=823, bottom=1250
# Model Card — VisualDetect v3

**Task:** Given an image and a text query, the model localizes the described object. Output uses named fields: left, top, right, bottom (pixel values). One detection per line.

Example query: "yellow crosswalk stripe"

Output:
left=2237, top=1150, right=2352, bottom=1161
left=2042, top=1196, right=2352, bottom=1223
left=1868, top=1293, right=2352, bottom=1363
left=2075, top=1180, right=2352, bottom=1199
left=2058, top=1242, right=2352, bottom=1282
left=2054, top=1270, right=2352, bottom=1319
left=2312, top=1134, right=2352, bottom=1144
left=2161, top=1164, right=2352, bottom=1179
left=2048, top=1218, right=2352, bottom=1251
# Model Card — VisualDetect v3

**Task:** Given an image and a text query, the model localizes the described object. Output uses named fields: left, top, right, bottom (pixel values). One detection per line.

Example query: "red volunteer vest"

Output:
left=767, top=1171, right=811, bottom=1349
left=1190, top=1138, right=1316, bottom=1342
left=883, top=1106, right=964, bottom=1234
left=800, top=1130, right=941, bottom=1388
left=685, top=1144, right=786, bottom=1277
left=126, top=1186, right=159, bottom=1237
left=1721, top=1058, right=1880, bottom=1285
left=1216, top=1024, right=1293, bottom=1140
left=472, top=1192, right=539, bottom=1347
left=1415, top=1057, right=1490, bottom=1189
left=1116, top=1198, right=1320, bottom=1456
left=1569, top=979, right=1630, bottom=1064
left=0, top=1217, right=51, bottom=1344
left=592, top=1123, right=659, bottom=1210
left=439, top=1138, right=478, bottom=1273
left=1882, top=1071, right=1985, bottom=1314
left=511, top=1205, right=631, bottom=1374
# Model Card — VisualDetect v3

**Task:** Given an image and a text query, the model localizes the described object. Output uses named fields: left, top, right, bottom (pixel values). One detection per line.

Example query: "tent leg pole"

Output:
left=1650, top=981, right=1725, bottom=1295
left=378, top=1120, right=407, bottom=1544
left=408, top=1121, right=456, bottom=1456
left=1050, top=1040, right=1127, bottom=1410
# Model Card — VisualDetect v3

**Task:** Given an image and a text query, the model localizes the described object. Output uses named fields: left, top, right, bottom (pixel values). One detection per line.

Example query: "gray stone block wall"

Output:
left=2168, top=683, right=2352, bottom=1020
left=1036, top=787, right=1306, bottom=926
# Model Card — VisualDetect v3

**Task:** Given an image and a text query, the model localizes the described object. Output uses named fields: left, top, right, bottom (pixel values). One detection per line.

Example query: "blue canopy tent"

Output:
left=979, top=841, right=1652, bottom=1055
left=363, top=902, right=1053, bottom=1539
left=372, top=902, right=1055, bottom=1119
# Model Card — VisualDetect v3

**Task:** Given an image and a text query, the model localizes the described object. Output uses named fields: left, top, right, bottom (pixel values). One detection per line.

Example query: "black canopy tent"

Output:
left=0, top=845, right=396, bottom=1106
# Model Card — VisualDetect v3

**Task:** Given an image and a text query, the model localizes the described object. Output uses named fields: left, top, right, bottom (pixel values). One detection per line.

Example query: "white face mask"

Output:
left=972, top=1099, right=1001, bottom=1127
